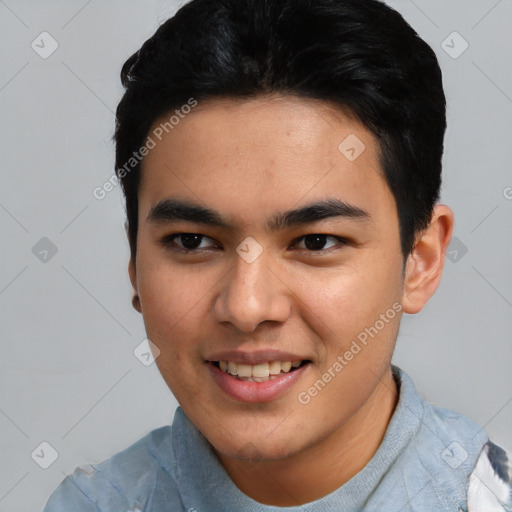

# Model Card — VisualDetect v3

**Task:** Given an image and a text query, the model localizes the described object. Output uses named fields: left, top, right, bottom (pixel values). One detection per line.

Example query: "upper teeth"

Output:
left=219, top=360, right=301, bottom=378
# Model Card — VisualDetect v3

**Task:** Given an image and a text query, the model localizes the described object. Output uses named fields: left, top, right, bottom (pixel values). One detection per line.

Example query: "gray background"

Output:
left=0, top=1, right=511, bottom=510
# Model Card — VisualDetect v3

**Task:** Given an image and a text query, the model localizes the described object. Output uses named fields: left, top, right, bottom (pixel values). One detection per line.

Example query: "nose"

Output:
left=213, top=250, right=292, bottom=332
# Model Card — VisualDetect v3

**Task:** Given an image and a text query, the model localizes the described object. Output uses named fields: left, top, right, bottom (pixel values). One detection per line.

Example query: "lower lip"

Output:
left=207, top=362, right=310, bottom=403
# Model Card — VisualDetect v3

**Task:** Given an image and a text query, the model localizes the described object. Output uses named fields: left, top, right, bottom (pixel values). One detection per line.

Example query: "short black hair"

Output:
left=115, top=0, right=446, bottom=263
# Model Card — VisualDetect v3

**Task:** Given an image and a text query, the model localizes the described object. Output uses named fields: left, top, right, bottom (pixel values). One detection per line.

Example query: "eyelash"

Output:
left=159, top=233, right=349, bottom=255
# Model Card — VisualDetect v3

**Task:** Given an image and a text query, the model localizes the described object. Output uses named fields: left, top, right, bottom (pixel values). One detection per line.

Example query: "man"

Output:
left=44, top=0, right=511, bottom=510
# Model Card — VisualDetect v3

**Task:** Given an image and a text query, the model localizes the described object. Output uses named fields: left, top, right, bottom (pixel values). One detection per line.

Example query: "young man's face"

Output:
left=130, top=95, right=407, bottom=461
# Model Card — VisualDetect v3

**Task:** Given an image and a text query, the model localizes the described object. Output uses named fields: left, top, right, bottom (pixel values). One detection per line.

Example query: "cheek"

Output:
left=136, top=253, right=205, bottom=348
left=289, top=259, right=403, bottom=386
left=137, top=246, right=195, bottom=307
left=136, top=257, right=209, bottom=398
left=296, top=259, right=401, bottom=332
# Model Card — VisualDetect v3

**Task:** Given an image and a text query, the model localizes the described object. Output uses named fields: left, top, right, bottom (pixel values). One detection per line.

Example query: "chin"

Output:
left=221, top=439, right=299, bottom=463
left=206, top=422, right=306, bottom=463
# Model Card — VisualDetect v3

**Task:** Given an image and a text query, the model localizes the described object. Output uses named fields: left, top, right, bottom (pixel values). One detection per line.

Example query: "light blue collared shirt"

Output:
left=43, top=366, right=511, bottom=511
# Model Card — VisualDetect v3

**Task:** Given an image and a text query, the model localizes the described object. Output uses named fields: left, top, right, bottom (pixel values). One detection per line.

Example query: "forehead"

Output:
left=138, top=95, right=396, bottom=231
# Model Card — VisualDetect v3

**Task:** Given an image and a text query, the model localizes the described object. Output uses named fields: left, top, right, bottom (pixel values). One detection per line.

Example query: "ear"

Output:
left=402, top=204, right=454, bottom=314
left=128, top=257, right=142, bottom=313
left=126, top=222, right=142, bottom=314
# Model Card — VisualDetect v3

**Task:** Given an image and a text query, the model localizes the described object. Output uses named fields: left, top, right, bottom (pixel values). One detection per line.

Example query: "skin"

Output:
left=128, top=94, right=454, bottom=506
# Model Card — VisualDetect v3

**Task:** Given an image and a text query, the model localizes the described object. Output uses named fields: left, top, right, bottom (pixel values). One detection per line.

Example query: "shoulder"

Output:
left=388, top=368, right=495, bottom=509
left=43, top=426, right=183, bottom=511
left=467, top=440, right=512, bottom=511
left=395, top=367, right=489, bottom=465
left=406, top=388, right=511, bottom=510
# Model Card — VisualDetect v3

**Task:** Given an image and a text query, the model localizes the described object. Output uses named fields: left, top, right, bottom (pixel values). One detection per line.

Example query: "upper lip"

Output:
left=206, top=349, right=310, bottom=366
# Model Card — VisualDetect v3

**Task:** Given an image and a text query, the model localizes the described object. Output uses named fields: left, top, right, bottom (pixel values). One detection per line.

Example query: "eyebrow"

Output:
left=146, top=198, right=370, bottom=231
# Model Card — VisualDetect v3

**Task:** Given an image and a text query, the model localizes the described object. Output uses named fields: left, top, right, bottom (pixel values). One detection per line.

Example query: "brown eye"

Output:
left=293, top=234, right=347, bottom=252
left=175, top=233, right=204, bottom=250
left=160, top=233, right=219, bottom=252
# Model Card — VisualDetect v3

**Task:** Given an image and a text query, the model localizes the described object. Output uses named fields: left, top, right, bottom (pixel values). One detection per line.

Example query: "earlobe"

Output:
left=128, top=258, right=142, bottom=314
left=402, top=205, right=454, bottom=314
left=132, top=293, right=142, bottom=313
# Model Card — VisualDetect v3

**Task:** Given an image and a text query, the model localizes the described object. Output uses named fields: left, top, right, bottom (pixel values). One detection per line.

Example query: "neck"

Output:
left=216, top=368, right=398, bottom=506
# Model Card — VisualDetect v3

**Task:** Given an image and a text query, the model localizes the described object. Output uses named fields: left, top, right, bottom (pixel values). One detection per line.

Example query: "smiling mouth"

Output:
left=209, top=360, right=311, bottom=382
